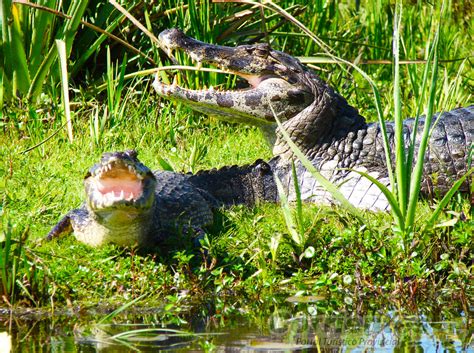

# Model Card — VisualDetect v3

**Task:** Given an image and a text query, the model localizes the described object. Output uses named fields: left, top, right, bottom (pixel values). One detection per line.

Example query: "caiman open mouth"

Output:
left=84, top=151, right=156, bottom=211
left=153, top=28, right=314, bottom=127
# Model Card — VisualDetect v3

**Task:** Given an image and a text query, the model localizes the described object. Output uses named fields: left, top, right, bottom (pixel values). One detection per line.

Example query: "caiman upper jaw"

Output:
left=85, top=150, right=156, bottom=211
left=158, top=28, right=213, bottom=63
left=157, top=28, right=303, bottom=79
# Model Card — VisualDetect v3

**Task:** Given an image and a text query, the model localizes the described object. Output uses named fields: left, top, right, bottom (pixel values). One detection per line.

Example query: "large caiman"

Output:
left=153, top=28, right=473, bottom=210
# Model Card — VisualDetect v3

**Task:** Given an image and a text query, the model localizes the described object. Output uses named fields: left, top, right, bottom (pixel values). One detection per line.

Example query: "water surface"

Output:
left=1, top=303, right=471, bottom=352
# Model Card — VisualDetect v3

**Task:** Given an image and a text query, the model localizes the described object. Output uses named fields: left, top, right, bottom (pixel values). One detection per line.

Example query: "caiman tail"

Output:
left=188, top=159, right=278, bottom=207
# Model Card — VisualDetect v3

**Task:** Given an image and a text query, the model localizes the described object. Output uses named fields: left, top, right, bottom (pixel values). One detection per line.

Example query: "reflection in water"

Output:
left=1, top=305, right=471, bottom=352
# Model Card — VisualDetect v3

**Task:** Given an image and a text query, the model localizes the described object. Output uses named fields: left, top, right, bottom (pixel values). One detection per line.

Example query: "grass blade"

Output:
left=275, top=175, right=302, bottom=247
left=271, top=105, right=362, bottom=220
left=62, top=0, right=89, bottom=55
left=393, top=1, right=408, bottom=215
left=56, top=39, right=73, bottom=142
left=27, top=44, right=57, bottom=101
left=0, top=68, right=4, bottom=111
left=405, top=10, right=441, bottom=229
left=28, top=0, right=90, bottom=101
left=109, top=0, right=159, bottom=45
left=28, top=0, right=57, bottom=75
left=291, top=161, right=305, bottom=237
left=349, top=170, right=404, bottom=228
left=71, top=13, right=125, bottom=75
left=6, top=1, right=31, bottom=95
left=405, top=30, right=435, bottom=194
left=98, top=293, right=148, bottom=324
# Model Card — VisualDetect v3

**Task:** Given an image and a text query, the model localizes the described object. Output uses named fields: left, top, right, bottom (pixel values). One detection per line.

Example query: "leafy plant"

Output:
left=0, top=221, right=49, bottom=306
left=1, top=0, right=90, bottom=102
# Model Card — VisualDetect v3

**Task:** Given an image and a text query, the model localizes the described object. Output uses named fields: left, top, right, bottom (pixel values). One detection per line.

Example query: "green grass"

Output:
left=1, top=85, right=472, bottom=312
left=1, top=0, right=473, bottom=315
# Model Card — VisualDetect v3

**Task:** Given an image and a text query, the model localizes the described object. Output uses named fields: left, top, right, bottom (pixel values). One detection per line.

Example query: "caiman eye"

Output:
left=245, top=44, right=271, bottom=57
left=125, top=150, right=138, bottom=159
left=255, top=159, right=271, bottom=175
left=101, top=152, right=113, bottom=162
left=290, top=67, right=301, bottom=73
left=254, top=43, right=271, bottom=57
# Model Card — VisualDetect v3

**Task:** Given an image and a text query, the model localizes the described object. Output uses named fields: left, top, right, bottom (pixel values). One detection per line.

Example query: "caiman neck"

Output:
left=74, top=206, right=155, bottom=247
left=273, top=71, right=367, bottom=159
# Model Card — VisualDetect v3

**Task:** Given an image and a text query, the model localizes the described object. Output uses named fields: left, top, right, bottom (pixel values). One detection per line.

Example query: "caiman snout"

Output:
left=84, top=151, right=156, bottom=211
left=158, top=28, right=209, bottom=57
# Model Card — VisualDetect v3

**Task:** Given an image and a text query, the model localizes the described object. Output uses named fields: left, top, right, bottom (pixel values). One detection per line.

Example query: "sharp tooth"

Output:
left=190, top=52, right=199, bottom=62
left=209, top=85, right=214, bottom=92
left=166, top=48, right=173, bottom=58
left=120, top=190, right=125, bottom=199
left=172, top=76, right=178, bottom=88
left=196, top=61, right=202, bottom=70
left=129, top=192, right=135, bottom=200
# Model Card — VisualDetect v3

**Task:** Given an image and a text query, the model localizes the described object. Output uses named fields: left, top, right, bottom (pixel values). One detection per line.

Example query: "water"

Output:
left=1, top=305, right=472, bottom=352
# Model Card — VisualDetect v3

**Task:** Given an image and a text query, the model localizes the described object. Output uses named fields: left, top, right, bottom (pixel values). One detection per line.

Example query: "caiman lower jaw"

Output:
left=85, top=161, right=155, bottom=211
left=155, top=75, right=287, bottom=126
left=153, top=74, right=314, bottom=128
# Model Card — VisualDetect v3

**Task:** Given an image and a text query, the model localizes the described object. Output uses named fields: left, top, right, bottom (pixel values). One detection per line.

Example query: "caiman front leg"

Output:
left=46, top=213, right=73, bottom=241
left=45, top=208, right=85, bottom=242
left=34, top=212, right=74, bottom=247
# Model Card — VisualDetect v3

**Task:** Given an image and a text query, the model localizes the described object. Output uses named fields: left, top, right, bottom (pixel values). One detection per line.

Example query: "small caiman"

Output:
left=47, top=150, right=275, bottom=247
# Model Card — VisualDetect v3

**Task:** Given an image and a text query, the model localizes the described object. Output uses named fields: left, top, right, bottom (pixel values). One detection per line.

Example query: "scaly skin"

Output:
left=47, top=151, right=275, bottom=247
left=153, top=29, right=473, bottom=209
